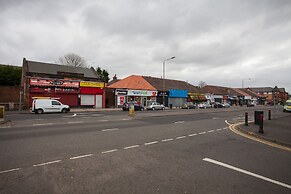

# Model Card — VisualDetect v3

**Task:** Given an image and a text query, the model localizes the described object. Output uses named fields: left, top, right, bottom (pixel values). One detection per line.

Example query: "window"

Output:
left=52, top=101, right=61, bottom=105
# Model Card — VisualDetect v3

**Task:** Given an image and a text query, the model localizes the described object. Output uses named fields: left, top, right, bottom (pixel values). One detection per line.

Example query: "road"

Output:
left=0, top=106, right=290, bottom=193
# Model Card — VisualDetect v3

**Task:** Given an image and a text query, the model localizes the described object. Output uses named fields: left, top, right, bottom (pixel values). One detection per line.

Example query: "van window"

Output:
left=52, top=101, right=61, bottom=105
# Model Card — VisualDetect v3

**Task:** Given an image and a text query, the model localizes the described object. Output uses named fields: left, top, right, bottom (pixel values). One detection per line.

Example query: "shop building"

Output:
left=21, top=58, right=104, bottom=108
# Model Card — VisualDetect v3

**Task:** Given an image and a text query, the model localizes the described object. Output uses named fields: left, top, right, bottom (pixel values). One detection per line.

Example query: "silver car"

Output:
left=147, top=102, right=165, bottom=110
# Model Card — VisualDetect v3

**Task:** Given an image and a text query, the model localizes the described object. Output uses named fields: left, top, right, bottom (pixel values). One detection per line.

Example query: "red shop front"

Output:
left=79, top=81, right=105, bottom=108
left=29, top=78, right=79, bottom=107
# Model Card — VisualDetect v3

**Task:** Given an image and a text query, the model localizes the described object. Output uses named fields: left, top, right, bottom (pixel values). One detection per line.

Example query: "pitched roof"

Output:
left=249, top=87, right=273, bottom=93
left=200, top=85, right=230, bottom=95
left=107, top=75, right=156, bottom=90
left=142, top=76, right=200, bottom=93
left=25, top=59, right=99, bottom=79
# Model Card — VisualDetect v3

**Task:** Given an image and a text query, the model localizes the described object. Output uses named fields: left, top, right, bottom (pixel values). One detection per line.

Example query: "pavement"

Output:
left=235, top=113, right=291, bottom=149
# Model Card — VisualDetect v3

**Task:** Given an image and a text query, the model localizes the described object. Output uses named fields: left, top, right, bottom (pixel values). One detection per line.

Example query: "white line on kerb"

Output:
left=176, top=136, right=186, bottom=139
left=124, top=145, right=140, bottom=149
left=70, top=154, right=93, bottom=160
left=32, top=123, right=53, bottom=126
left=102, top=128, right=119, bottom=132
left=162, top=138, right=174, bottom=142
left=207, top=130, right=215, bottom=133
left=102, top=149, right=118, bottom=154
left=144, top=141, right=158, bottom=145
left=198, top=132, right=206, bottom=135
left=68, top=121, right=84, bottom=124
left=188, top=133, right=197, bottom=137
left=33, top=160, right=61, bottom=167
left=0, top=168, right=20, bottom=174
left=203, top=158, right=291, bottom=189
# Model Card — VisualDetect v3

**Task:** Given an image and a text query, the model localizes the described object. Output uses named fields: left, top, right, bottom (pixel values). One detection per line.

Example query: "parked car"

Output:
left=182, top=102, right=196, bottom=109
left=147, top=102, right=165, bottom=110
left=283, top=99, right=291, bottom=112
left=32, top=98, right=70, bottom=114
left=247, top=102, right=255, bottom=107
left=204, top=103, right=212, bottom=108
left=197, top=103, right=206, bottom=109
left=122, top=102, right=144, bottom=111
left=213, top=102, right=222, bottom=108
left=221, top=102, right=231, bottom=108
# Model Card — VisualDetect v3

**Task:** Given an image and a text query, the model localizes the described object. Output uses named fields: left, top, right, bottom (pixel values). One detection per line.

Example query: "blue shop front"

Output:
left=168, top=89, right=188, bottom=108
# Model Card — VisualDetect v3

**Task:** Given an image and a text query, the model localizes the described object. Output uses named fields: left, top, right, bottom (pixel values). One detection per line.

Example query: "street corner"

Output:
left=0, top=119, right=12, bottom=128
left=231, top=122, right=291, bottom=152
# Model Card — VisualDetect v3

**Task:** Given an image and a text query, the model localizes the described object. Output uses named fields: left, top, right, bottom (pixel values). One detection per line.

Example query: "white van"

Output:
left=32, top=99, right=70, bottom=114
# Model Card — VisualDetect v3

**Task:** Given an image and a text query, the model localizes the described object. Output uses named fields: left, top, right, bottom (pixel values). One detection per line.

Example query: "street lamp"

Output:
left=242, top=78, right=251, bottom=88
left=163, top=56, right=175, bottom=106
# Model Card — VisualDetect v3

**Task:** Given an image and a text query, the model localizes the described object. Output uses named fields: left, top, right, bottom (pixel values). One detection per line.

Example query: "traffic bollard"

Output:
left=245, top=112, right=248, bottom=126
left=268, top=110, right=271, bottom=120
left=259, top=113, right=264, bottom=133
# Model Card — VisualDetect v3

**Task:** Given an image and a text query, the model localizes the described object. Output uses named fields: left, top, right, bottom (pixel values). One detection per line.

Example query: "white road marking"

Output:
left=207, top=130, right=215, bottom=133
left=99, top=120, right=109, bottom=122
left=124, top=145, right=140, bottom=149
left=82, top=117, right=93, bottom=119
left=32, top=123, right=53, bottom=126
left=63, top=113, right=77, bottom=118
left=223, top=127, right=228, bottom=130
left=122, top=118, right=132, bottom=121
left=102, top=149, right=118, bottom=154
left=70, top=154, right=93, bottom=160
left=188, top=133, right=197, bottom=137
left=102, top=128, right=119, bottom=132
left=203, top=158, right=291, bottom=189
left=33, top=160, right=61, bottom=167
left=0, top=126, right=11, bottom=129
left=0, top=168, right=20, bottom=174
left=198, top=132, right=206, bottom=135
left=144, top=141, right=158, bottom=145
left=174, top=121, right=185, bottom=124
left=68, top=121, right=84, bottom=124
left=216, top=128, right=222, bottom=131
left=162, top=138, right=174, bottom=142
left=176, top=136, right=186, bottom=139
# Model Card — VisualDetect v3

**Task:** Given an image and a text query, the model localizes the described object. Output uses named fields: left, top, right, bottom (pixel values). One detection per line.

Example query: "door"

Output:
left=81, top=95, right=94, bottom=106
left=95, top=95, right=102, bottom=108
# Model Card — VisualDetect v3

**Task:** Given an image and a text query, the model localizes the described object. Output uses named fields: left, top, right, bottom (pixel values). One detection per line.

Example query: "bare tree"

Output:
left=198, top=81, right=207, bottom=88
left=58, top=53, right=87, bottom=68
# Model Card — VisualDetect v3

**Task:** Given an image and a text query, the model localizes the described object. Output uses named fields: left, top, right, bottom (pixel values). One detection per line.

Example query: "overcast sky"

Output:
left=1, top=0, right=291, bottom=92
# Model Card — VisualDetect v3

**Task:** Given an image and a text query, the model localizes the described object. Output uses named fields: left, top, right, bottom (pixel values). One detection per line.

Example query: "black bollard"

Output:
left=268, top=110, right=271, bottom=120
left=259, top=113, right=264, bottom=133
left=245, top=112, right=248, bottom=126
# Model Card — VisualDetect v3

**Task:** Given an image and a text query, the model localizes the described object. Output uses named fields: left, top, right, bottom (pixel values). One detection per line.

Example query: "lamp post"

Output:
left=163, top=56, right=175, bottom=106
left=242, top=78, right=251, bottom=88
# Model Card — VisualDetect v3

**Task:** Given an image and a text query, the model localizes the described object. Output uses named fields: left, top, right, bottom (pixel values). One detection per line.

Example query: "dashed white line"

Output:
left=99, top=120, right=109, bottom=122
left=102, top=149, right=118, bottom=154
left=174, top=121, right=185, bottom=124
left=68, top=121, right=84, bottom=124
left=216, top=128, right=222, bottom=131
left=162, top=138, right=174, bottom=142
left=102, top=128, right=119, bottom=132
left=122, top=118, right=132, bottom=121
left=176, top=136, right=186, bottom=139
left=188, top=133, right=197, bottom=137
left=70, top=154, right=93, bottom=160
left=0, top=168, right=20, bottom=174
left=124, top=145, right=140, bottom=149
left=32, top=123, right=53, bottom=126
left=144, top=141, right=158, bottom=145
left=0, top=126, right=11, bottom=129
left=33, top=160, right=62, bottom=167
left=203, top=158, right=291, bottom=189
left=223, top=127, right=228, bottom=130
left=207, top=130, right=215, bottom=133
left=198, top=132, right=206, bottom=135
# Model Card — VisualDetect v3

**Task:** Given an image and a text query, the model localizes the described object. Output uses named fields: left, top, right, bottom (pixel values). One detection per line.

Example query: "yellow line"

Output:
left=228, top=122, right=291, bottom=152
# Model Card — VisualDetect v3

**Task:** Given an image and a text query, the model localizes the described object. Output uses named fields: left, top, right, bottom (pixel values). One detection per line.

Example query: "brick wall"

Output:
left=0, top=86, right=21, bottom=110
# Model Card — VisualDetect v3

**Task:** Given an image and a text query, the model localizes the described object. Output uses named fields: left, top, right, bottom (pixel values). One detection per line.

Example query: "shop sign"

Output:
left=29, top=78, right=79, bottom=88
left=80, top=81, right=104, bottom=88
left=213, top=95, right=223, bottom=99
left=117, top=96, right=125, bottom=105
left=128, top=90, right=157, bottom=97
left=116, top=90, right=128, bottom=95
